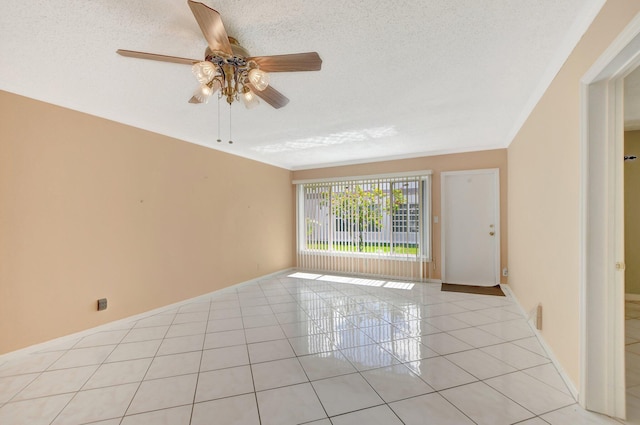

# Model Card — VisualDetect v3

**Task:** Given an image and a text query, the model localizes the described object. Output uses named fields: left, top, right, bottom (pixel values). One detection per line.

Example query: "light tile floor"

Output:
left=0, top=272, right=625, bottom=424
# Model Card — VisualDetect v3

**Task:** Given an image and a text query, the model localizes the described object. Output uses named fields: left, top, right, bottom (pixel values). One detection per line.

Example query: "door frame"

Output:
left=440, top=168, right=500, bottom=285
left=580, top=12, right=640, bottom=418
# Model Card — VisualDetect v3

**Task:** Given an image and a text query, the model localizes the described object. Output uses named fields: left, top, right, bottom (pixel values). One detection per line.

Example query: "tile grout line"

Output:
left=0, top=272, right=619, bottom=425
left=43, top=325, right=136, bottom=425
left=271, top=281, right=332, bottom=423
left=293, top=278, right=533, bottom=424
left=186, top=296, right=215, bottom=425
left=115, top=308, right=177, bottom=424
left=242, top=285, right=265, bottom=425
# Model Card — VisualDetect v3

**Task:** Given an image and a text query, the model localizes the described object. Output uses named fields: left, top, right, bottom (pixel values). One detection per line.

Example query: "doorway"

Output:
left=441, top=169, right=500, bottom=286
left=581, top=14, right=640, bottom=419
left=624, top=118, right=640, bottom=421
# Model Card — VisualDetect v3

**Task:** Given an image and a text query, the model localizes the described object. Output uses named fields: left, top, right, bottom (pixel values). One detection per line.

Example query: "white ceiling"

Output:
left=0, top=0, right=605, bottom=170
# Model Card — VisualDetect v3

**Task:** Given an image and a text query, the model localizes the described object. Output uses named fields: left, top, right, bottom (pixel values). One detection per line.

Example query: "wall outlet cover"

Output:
left=97, top=298, right=107, bottom=311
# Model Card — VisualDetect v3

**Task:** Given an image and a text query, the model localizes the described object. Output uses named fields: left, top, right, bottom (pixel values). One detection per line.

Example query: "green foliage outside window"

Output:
left=321, top=185, right=405, bottom=252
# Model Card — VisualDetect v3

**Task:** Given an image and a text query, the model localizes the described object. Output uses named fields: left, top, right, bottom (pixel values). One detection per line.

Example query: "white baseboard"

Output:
left=501, top=285, right=579, bottom=401
left=626, top=293, right=640, bottom=301
left=0, top=267, right=294, bottom=364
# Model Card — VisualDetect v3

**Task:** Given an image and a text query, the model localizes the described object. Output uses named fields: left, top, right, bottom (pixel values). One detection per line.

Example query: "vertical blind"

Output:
left=295, top=172, right=432, bottom=281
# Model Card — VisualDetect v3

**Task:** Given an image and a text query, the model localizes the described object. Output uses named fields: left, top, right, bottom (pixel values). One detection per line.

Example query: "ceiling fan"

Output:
left=116, top=0, right=322, bottom=109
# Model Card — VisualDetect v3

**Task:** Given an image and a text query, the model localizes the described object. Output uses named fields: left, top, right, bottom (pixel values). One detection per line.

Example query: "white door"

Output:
left=441, top=169, right=499, bottom=286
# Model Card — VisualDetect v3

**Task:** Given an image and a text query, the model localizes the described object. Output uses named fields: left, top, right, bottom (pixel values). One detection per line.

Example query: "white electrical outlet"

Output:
left=502, top=268, right=508, bottom=277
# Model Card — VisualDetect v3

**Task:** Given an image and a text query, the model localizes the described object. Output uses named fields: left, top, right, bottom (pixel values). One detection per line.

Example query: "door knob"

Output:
left=489, top=231, right=495, bottom=236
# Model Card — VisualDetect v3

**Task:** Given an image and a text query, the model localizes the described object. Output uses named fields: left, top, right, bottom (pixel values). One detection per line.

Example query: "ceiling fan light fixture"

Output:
left=248, top=68, right=269, bottom=91
left=192, top=61, right=216, bottom=84
left=117, top=0, right=323, bottom=143
left=194, top=84, right=214, bottom=103
left=242, top=89, right=260, bottom=109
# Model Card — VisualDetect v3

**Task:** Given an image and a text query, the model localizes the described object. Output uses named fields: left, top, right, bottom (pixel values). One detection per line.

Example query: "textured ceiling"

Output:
left=0, top=0, right=605, bottom=170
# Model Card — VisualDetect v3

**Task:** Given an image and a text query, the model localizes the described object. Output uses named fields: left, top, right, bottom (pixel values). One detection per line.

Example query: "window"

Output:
left=295, top=173, right=431, bottom=260
left=393, top=203, right=419, bottom=233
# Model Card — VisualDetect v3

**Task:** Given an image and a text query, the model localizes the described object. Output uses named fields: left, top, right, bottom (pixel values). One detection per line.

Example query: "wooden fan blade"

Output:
left=247, top=52, right=322, bottom=72
left=249, top=84, right=290, bottom=109
left=188, top=1, right=232, bottom=55
left=117, top=49, right=199, bottom=65
left=188, top=96, right=202, bottom=104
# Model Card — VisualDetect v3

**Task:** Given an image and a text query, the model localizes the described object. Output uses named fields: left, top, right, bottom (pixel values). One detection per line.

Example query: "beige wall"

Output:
left=0, top=91, right=294, bottom=354
left=508, top=0, right=640, bottom=388
left=626, top=131, right=640, bottom=294
left=292, top=149, right=508, bottom=283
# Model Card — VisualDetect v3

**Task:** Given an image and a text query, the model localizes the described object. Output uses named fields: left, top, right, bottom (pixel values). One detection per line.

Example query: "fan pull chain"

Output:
left=228, top=103, right=233, bottom=144
left=216, top=96, right=221, bottom=143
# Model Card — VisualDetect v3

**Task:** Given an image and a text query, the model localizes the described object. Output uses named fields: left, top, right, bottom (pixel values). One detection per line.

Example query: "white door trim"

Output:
left=441, top=168, right=500, bottom=285
left=580, top=11, right=640, bottom=418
